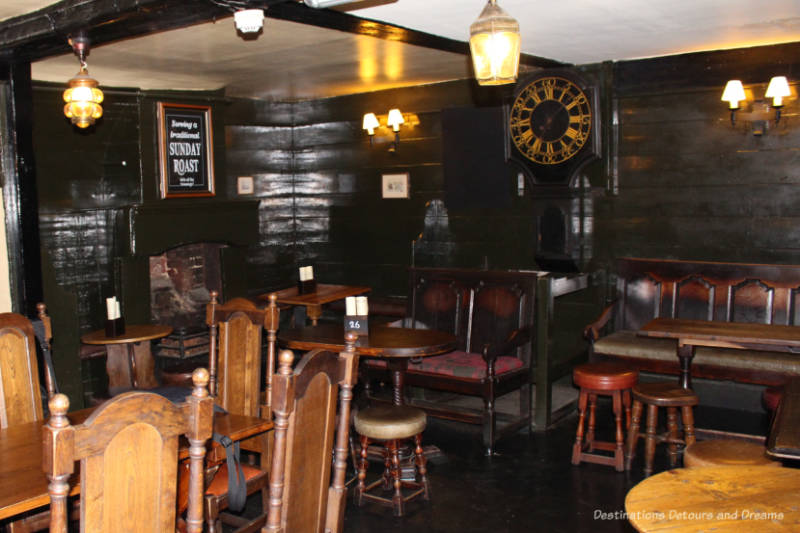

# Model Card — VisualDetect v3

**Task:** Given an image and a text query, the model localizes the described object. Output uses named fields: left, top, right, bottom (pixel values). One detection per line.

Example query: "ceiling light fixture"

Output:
left=63, top=33, right=104, bottom=129
left=303, top=0, right=363, bottom=7
left=233, top=8, right=264, bottom=33
left=469, top=0, right=521, bottom=86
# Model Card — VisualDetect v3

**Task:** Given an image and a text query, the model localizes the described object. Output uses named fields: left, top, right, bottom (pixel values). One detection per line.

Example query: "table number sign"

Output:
left=344, top=296, right=369, bottom=336
left=157, top=102, right=215, bottom=199
left=298, top=265, right=317, bottom=294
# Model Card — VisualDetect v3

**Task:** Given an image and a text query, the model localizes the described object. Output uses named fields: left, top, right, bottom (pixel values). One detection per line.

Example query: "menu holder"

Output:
left=344, top=296, right=369, bottom=336
left=297, top=279, right=317, bottom=295
left=105, top=316, right=126, bottom=337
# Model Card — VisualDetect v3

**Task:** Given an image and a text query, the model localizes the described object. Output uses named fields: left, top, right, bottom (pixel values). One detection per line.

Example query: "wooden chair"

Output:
left=203, top=292, right=279, bottom=533
left=44, top=368, right=214, bottom=533
left=265, top=336, right=359, bottom=533
left=0, top=304, right=59, bottom=533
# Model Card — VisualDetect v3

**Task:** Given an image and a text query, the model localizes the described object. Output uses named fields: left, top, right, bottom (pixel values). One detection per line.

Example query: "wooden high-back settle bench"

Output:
left=362, top=266, right=591, bottom=454
left=585, top=258, right=800, bottom=386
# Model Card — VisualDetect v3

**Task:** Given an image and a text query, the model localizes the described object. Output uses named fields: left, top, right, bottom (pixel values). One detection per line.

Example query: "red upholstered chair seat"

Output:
left=365, top=351, right=524, bottom=380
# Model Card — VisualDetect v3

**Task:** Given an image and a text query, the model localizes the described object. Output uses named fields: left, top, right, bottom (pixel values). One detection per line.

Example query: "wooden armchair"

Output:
left=203, top=291, right=279, bottom=533
left=265, top=337, right=359, bottom=533
left=43, top=368, right=214, bottom=533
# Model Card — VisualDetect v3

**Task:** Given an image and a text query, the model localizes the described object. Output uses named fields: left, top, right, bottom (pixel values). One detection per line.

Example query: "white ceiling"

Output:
left=5, top=0, right=800, bottom=101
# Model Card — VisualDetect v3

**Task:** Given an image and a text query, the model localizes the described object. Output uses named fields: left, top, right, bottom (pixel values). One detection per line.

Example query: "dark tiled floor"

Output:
left=226, top=399, right=772, bottom=533
left=341, top=402, right=771, bottom=533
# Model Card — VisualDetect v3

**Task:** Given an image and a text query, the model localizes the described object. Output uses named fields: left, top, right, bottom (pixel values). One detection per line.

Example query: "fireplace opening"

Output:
left=149, top=242, right=225, bottom=361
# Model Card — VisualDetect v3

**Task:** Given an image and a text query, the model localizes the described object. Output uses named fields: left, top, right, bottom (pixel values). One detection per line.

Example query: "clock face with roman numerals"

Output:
left=509, top=76, right=592, bottom=166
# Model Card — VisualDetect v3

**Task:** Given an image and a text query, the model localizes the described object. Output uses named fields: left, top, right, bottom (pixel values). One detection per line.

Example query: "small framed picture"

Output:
left=237, top=176, right=254, bottom=195
left=382, top=173, right=410, bottom=199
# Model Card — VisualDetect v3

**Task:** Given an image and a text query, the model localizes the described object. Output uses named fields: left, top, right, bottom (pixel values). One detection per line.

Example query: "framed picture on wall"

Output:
left=157, top=102, right=215, bottom=198
left=382, top=172, right=410, bottom=199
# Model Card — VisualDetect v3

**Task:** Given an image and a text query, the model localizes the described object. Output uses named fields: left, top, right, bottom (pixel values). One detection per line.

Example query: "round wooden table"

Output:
left=625, top=465, right=800, bottom=532
left=279, top=323, right=457, bottom=405
left=81, top=324, right=173, bottom=395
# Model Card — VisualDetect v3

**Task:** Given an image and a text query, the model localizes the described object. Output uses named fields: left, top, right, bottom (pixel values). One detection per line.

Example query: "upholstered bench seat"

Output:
left=364, top=351, right=525, bottom=380
left=594, top=330, right=800, bottom=384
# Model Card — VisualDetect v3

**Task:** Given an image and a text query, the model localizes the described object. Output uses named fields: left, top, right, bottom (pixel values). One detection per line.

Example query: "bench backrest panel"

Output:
left=613, top=258, right=800, bottom=331
left=408, top=268, right=536, bottom=363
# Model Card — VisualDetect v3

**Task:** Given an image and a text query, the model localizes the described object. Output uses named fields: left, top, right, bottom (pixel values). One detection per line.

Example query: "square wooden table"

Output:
left=260, top=283, right=370, bottom=325
left=638, top=318, right=800, bottom=389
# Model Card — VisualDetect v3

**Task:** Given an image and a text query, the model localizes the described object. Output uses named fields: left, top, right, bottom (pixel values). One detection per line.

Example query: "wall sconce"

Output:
left=362, top=112, right=379, bottom=144
left=469, top=0, right=521, bottom=86
left=63, top=33, right=104, bottom=129
left=721, top=76, right=792, bottom=134
left=386, top=108, right=405, bottom=152
left=362, top=109, right=414, bottom=152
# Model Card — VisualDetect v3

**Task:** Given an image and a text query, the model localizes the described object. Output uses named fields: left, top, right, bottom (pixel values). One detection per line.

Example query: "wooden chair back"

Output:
left=207, top=291, right=279, bottom=418
left=0, top=311, right=44, bottom=428
left=266, top=333, right=359, bottom=533
left=44, top=368, right=214, bottom=533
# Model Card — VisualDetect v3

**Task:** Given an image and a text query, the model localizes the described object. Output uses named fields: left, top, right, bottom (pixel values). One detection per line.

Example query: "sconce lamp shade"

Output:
left=63, top=68, right=104, bottom=128
left=766, top=76, right=790, bottom=107
left=362, top=112, right=379, bottom=135
left=469, top=0, right=520, bottom=86
left=233, top=9, right=265, bottom=33
left=721, top=80, right=746, bottom=110
left=387, top=109, right=405, bottom=131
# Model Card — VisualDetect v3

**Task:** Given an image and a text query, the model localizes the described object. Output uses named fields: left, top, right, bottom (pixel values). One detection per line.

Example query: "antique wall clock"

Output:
left=507, top=70, right=600, bottom=185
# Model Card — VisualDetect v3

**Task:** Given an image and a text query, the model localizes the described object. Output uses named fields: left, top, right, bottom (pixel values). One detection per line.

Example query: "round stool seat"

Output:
left=573, top=362, right=638, bottom=390
left=160, top=359, right=205, bottom=388
left=684, top=439, right=779, bottom=468
left=763, top=385, right=784, bottom=412
left=632, top=382, right=699, bottom=407
left=354, top=405, right=427, bottom=440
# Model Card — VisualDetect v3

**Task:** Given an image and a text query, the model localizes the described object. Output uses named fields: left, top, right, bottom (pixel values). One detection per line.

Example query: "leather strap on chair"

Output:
left=32, top=319, right=58, bottom=394
left=212, top=432, right=247, bottom=512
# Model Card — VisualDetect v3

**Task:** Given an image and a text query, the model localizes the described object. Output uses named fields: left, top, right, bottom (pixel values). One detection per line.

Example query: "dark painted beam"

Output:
left=0, top=0, right=235, bottom=62
left=262, top=1, right=566, bottom=69
left=0, top=62, right=43, bottom=315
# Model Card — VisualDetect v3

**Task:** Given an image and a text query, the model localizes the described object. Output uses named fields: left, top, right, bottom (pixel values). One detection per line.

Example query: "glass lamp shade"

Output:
left=387, top=108, right=405, bottom=131
left=469, top=0, right=520, bottom=86
left=362, top=112, right=379, bottom=135
left=721, top=80, right=746, bottom=110
left=766, top=76, right=790, bottom=107
left=63, top=69, right=104, bottom=128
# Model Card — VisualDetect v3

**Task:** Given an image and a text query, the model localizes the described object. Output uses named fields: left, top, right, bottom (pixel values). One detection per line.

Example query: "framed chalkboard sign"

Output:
left=157, top=102, right=215, bottom=198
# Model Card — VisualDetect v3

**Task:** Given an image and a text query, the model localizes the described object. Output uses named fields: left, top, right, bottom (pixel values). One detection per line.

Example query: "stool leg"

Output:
left=387, top=439, right=405, bottom=517
left=681, top=405, right=696, bottom=448
left=414, top=433, right=430, bottom=500
left=356, top=435, right=370, bottom=506
left=625, top=399, right=642, bottom=471
left=586, top=392, right=598, bottom=451
left=644, top=404, right=658, bottom=477
left=666, top=407, right=679, bottom=468
left=382, top=441, right=394, bottom=491
left=623, top=389, right=632, bottom=429
left=612, top=389, right=624, bottom=472
left=572, top=389, right=588, bottom=465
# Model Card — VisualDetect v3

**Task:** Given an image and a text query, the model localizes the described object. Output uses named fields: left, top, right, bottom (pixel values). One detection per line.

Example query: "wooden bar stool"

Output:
left=625, top=381, right=698, bottom=476
left=571, top=362, right=638, bottom=472
left=684, top=439, right=780, bottom=468
left=354, top=404, right=430, bottom=516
